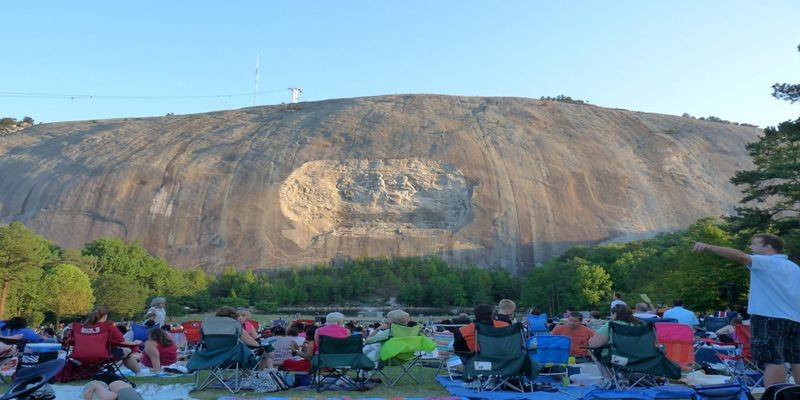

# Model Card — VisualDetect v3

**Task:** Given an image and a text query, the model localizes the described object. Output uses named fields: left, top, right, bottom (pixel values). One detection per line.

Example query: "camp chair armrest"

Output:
left=581, top=345, right=609, bottom=350
left=117, top=342, right=143, bottom=353
left=0, top=337, right=25, bottom=345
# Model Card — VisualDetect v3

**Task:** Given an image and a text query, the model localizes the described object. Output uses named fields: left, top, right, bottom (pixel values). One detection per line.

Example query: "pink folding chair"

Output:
left=655, top=322, right=695, bottom=370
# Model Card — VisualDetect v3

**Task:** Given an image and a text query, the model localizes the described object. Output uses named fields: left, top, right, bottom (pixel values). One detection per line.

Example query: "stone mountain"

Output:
left=0, top=95, right=760, bottom=274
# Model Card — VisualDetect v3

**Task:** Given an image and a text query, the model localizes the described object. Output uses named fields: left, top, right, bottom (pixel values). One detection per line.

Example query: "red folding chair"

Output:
left=655, top=322, right=696, bottom=371
left=181, top=320, right=202, bottom=351
left=56, top=321, right=137, bottom=384
left=247, top=319, right=261, bottom=338
left=697, top=324, right=763, bottom=388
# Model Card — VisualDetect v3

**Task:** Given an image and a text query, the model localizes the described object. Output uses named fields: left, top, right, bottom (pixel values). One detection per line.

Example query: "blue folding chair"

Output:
left=527, top=335, right=570, bottom=380
left=527, top=313, right=549, bottom=336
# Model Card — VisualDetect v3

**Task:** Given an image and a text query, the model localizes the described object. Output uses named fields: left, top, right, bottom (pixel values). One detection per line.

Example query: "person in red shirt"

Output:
left=81, top=306, right=144, bottom=374
left=141, top=327, right=177, bottom=374
left=551, top=311, right=595, bottom=360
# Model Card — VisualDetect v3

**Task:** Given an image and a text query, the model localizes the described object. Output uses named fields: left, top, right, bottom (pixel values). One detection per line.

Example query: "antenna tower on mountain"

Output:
left=289, top=87, right=302, bottom=103
left=253, top=54, right=259, bottom=106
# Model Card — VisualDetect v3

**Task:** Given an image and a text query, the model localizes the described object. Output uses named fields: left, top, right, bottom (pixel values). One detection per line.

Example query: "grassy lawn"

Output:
left=182, top=365, right=450, bottom=399
left=0, top=365, right=451, bottom=399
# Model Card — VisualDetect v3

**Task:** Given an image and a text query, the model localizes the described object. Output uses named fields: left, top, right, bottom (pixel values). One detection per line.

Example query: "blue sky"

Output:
left=2, top=1, right=799, bottom=126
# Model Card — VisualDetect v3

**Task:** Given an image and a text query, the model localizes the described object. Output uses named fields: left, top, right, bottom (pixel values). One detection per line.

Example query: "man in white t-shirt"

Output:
left=693, top=234, right=800, bottom=388
left=610, top=293, right=626, bottom=310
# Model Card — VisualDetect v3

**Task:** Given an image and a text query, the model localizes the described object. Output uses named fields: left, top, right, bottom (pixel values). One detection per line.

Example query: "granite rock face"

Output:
left=0, top=95, right=760, bottom=273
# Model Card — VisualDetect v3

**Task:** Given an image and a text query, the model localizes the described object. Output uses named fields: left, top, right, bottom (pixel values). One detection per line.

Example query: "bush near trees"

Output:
left=540, top=95, right=587, bottom=104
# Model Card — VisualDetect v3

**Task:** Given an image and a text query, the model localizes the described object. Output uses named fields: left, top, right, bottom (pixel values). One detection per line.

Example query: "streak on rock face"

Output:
left=0, top=95, right=761, bottom=273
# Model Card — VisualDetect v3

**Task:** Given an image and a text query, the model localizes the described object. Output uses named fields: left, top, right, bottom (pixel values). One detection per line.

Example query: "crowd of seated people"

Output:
left=4, top=290, right=760, bottom=393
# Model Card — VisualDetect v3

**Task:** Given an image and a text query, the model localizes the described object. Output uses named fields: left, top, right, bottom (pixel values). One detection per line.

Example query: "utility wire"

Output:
left=0, top=88, right=286, bottom=100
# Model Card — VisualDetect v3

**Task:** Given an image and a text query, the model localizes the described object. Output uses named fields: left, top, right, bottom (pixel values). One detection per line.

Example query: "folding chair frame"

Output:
left=590, top=322, right=678, bottom=390
left=527, top=335, right=570, bottom=381
left=192, top=335, right=258, bottom=394
left=464, top=323, right=535, bottom=393
left=312, top=335, right=376, bottom=392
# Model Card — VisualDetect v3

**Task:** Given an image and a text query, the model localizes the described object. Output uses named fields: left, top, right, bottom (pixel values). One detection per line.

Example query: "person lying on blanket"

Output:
left=83, top=372, right=143, bottom=400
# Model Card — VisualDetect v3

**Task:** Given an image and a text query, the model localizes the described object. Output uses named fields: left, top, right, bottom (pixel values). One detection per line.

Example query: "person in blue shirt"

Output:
left=0, top=317, right=43, bottom=345
left=663, top=300, right=699, bottom=328
left=694, top=234, right=800, bottom=388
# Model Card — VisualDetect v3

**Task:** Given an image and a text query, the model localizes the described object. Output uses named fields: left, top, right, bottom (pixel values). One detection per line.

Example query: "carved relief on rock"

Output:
left=279, top=158, right=474, bottom=247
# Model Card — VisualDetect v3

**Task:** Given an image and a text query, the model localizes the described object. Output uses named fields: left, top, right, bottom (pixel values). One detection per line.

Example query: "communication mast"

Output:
left=253, top=54, right=259, bottom=106
left=288, top=87, right=302, bottom=103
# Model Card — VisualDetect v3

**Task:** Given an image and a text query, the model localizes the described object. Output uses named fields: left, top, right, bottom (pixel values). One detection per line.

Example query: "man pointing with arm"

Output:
left=693, top=234, right=800, bottom=388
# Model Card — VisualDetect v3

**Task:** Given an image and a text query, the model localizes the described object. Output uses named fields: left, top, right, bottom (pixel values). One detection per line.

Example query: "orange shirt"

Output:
left=551, top=324, right=595, bottom=357
left=458, top=320, right=509, bottom=352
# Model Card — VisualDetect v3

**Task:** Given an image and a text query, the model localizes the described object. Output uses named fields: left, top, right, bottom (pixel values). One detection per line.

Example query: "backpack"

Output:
left=762, top=384, right=800, bottom=400
left=694, top=383, right=755, bottom=400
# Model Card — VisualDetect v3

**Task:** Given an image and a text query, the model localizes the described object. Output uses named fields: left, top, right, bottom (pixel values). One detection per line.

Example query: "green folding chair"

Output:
left=311, top=334, right=376, bottom=392
left=596, top=322, right=681, bottom=389
left=463, top=322, right=539, bottom=392
left=188, top=316, right=258, bottom=394
left=379, top=324, right=436, bottom=387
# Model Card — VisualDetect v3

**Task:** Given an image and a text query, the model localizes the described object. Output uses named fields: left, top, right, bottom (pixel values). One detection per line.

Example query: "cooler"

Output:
left=17, top=343, right=62, bottom=373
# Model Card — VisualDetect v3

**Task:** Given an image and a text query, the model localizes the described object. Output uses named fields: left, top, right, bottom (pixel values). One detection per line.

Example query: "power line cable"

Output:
left=0, top=88, right=287, bottom=100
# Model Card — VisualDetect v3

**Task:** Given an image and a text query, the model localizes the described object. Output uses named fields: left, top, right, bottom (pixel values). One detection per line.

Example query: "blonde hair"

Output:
left=236, top=308, right=252, bottom=319
left=498, top=299, right=516, bottom=314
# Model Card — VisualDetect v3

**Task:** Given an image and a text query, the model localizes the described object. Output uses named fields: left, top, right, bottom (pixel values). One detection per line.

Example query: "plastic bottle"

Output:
left=562, top=374, right=570, bottom=387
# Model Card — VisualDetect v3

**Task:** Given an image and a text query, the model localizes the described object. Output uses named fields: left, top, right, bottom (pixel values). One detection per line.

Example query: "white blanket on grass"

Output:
left=50, top=382, right=197, bottom=400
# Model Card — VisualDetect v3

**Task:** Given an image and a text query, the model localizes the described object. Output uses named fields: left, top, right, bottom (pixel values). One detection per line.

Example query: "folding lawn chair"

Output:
left=762, top=383, right=800, bottom=400
left=527, top=313, right=549, bottom=336
left=703, top=316, right=728, bottom=336
left=181, top=320, right=202, bottom=351
left=0, top=338, right=22, bottom=384
left=700, top=324, right=763, bottom=388
left=734, top=324, right=762, bottom=376
left=378, top=323, right=437, bottom=387
left=655, top=322, right=696, bottom=371
left=187, top=316, right=258, bottom=394
left=311, top=334, right=376, bottom=392
left=169, top=325, right=188, bottom=355
left=130, top=323, right=150, bottom=342
left=430, top=331, right=462, bottom=379
left=463, top=322, right=538, bottom=392
left=56, top=321, right=138, bottom=385
left=592, top=322, right=681, bottom=389
left=527, top=335, right=570, bottom=380
left=0, top=358, right=64, bottom=400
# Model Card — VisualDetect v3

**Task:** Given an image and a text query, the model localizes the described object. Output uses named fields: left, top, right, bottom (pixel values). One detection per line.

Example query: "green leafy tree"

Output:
left=398, top=281, right=425, bottom=306
left=0, top=222, right=57, bottom=318
left=42, top=263, right=94, bottom=324
left=772, top=44, right=800, bottom=103
left=92, top=274, right=150, bottom=319
left=667, top=219, right=749, bottom=311
left=573, top=261, right=612, bottom=308
left=729, top=119, right=800, bottom=234
left=5, top=266, right=46, bottom=325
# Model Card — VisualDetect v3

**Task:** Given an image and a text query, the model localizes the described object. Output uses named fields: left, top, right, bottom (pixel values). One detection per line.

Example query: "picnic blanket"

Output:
left=50, top=382, right=197, bottom=399
left=436, top=376, right=696, bottom=399
left=219, top=398, right=465, bottom=400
